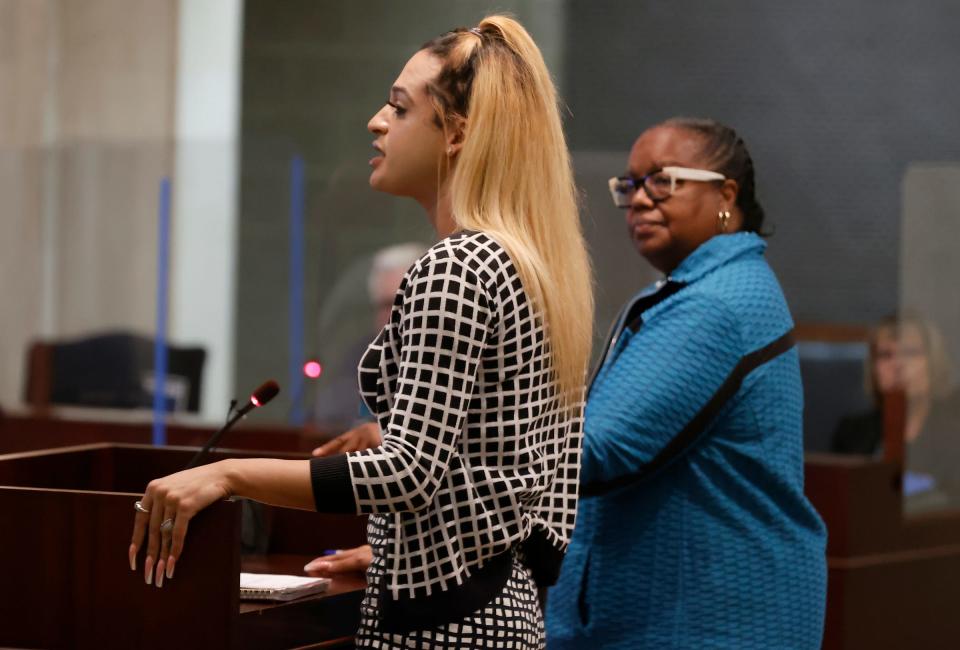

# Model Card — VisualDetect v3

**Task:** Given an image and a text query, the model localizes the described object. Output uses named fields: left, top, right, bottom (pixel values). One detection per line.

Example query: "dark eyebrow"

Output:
left=390, top=86, right=413, bottom=102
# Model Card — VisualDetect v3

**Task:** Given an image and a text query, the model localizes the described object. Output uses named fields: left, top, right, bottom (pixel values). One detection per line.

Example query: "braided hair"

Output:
left=662, top=117, right=768, bottom=235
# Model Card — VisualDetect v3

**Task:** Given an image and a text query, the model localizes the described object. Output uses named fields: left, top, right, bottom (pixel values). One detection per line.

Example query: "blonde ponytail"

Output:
left=423, top=16, right=594, bottom=407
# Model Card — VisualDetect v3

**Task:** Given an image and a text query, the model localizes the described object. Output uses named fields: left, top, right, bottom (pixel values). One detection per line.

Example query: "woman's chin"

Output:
left=633, top=233, right=662, bottom=257
left=633, top=237, right=674, bottom=272
left=368, top=174, right=422, bottom=201
left=368, top=169, right=388, bottom=192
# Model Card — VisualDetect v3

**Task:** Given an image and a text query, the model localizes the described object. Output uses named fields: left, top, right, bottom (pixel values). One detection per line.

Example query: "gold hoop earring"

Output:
left=718, top=210, right=731, bottom=232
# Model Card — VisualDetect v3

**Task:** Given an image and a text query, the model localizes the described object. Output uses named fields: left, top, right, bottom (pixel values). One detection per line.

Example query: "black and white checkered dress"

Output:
left=310, top=231, right=583, bottom=645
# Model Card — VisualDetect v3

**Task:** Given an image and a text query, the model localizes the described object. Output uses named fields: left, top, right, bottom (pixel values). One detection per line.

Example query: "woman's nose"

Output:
left=630, top=183, right=655, bottom=210
left=368, top=106, right=388, bottom=135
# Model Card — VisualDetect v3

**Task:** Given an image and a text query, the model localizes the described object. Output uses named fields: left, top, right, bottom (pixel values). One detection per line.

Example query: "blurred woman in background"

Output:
left=833, top=312, right=960, bottom=509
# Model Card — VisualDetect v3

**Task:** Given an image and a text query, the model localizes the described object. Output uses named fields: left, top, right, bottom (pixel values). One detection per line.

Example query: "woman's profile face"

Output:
left=873, top=325, right=931, bottom=400
left=625, top=126, right=734, bottom=273
left=367, top=50, right=447, bottom=203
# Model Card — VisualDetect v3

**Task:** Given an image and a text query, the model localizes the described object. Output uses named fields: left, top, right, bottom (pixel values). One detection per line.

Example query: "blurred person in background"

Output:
left=312, top=242, right=427, bottom=432
left=833, top=311, right=960, bottom=509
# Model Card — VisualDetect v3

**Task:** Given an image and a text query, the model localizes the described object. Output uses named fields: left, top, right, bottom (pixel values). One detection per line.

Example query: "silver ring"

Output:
left=134, top=500, right=150, bottom=514
left=160, top=518, right=174, bottom=534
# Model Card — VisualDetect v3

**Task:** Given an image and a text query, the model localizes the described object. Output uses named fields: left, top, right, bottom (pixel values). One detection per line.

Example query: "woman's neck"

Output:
left=905, top=396, right=932, bottom=443
left=420, top=184, right=457, bottom=239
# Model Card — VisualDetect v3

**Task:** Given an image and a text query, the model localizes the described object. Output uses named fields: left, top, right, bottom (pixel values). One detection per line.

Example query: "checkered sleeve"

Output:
left=342, top=253, right=493, bottom=514
left=538, top=401, right=583, bottom=546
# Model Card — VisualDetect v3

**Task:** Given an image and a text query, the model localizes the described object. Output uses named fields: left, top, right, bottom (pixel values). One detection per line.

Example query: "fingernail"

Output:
left=145, top=556, right=153, bottom=585
left=128, top=544, right=137, bottom=571
left=166, top=556, right=175, bottom=579
left=156, top=561, right=164, bottom=588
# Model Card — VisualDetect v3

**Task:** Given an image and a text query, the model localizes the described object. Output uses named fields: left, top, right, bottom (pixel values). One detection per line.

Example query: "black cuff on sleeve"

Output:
left=309, top=454, right=357, bottom=514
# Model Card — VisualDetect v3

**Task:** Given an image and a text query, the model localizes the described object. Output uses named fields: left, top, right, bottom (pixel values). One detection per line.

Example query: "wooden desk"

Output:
left=0, top=408, right=333, bottom=455
left=239, top=555, right=367, bottom=650
left=9, top=413, right=957, bottom=647
left=0, top=443, right=367, bottom=649
left=806, top=454, right=960, bottom=649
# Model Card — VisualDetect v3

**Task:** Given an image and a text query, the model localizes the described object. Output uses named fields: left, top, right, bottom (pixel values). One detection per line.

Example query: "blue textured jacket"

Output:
left=547, top=233, right=826, bottom=649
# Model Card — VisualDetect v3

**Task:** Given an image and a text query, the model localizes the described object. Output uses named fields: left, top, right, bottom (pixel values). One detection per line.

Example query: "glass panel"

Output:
left=899, top=164, right=960, bottom=515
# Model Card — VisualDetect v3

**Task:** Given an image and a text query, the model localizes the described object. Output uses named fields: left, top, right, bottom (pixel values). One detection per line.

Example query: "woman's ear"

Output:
left=446, top=115, right=467, bottom=157
left=719, top=178, right=739, bottom=210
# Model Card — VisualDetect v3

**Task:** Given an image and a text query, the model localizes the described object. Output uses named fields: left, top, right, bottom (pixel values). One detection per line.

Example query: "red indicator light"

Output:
left=303, top=360, right=322, bottom=379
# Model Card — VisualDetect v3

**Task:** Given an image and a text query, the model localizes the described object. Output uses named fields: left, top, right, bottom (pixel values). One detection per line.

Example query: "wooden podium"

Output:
left=0, top=443, right=368, bottom=650
left=806, top=454, right=960, bottom=649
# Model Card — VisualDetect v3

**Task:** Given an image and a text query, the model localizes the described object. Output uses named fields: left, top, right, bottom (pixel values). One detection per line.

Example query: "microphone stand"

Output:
left=187, top=396, right=272, bottom=553
left=185, top=399, right=253, bottom=470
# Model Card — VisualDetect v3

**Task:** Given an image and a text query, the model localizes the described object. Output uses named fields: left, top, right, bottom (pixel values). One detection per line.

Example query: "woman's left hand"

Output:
left=128, top=460, right=234, bottom=587
left=303, top=545, right=373, bottom=577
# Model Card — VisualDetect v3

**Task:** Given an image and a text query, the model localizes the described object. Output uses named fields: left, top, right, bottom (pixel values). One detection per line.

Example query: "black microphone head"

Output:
left=250, top=380, right=280, bottom=407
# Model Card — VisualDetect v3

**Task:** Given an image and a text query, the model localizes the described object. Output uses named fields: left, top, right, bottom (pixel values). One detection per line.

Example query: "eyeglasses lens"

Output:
left=644, top=173, right=673, bottom=200
left=611, top=172, right=674, bottom=208
left=611, top=179, right=635, bottom=208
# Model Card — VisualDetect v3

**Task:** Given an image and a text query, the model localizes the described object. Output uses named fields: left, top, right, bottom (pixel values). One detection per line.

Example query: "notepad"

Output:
left=239, top=572, right=331, bottom=602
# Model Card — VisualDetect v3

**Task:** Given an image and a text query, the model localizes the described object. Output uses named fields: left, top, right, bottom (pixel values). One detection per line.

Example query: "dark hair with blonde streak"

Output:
left=418, top=15, right=594, bottom=408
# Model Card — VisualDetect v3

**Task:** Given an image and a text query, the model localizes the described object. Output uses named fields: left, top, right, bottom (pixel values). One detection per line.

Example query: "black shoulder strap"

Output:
left=587, top=280, right=686, bottom=395
left=582, top=329, right=796, bottom=498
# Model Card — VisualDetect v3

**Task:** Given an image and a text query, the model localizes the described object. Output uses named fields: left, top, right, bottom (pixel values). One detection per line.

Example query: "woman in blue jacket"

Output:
left=547, top=118, right=827, bottom=649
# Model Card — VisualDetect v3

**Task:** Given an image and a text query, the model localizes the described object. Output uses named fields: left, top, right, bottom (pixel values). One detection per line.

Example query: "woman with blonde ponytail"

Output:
left=127, top=15, right=591, bottom=649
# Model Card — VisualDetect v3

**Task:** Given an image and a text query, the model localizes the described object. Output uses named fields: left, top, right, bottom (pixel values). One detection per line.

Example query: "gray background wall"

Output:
left=562, top=0, right=960, bottom=324
left=236, top=0, right=960, bottom=421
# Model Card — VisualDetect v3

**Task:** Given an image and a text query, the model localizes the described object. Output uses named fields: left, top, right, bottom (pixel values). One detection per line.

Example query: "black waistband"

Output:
left=378, top=549, right=515, bottom=633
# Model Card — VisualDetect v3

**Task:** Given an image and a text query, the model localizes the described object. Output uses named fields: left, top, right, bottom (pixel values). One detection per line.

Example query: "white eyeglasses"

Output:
left=608, top=166, right=726, bottom=208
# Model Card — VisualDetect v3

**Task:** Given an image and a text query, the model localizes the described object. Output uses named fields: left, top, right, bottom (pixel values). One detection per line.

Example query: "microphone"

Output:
left=239, top=380, right=280, bottom=416
left=185, top=380, right=280, bottom=469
